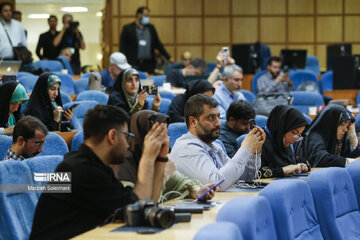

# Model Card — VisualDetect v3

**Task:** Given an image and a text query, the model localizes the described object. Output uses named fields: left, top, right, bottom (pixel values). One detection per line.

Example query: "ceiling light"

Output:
left=28, top=14, right=50, bottom=19
left=97, top=53, right=103, bottom=60
left=96, top=11, right=103, bottom=17
left=61, top=7, right=88, bottom=13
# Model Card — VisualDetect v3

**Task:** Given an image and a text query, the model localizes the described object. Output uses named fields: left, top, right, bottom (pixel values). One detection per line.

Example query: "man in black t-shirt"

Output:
left=35, top=15, right=60, bottom=60
left=30, top=105, right=169, bottom=239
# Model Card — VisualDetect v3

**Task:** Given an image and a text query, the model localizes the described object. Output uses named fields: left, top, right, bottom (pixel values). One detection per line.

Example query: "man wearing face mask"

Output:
left=120, top=6, right=173, bottom=74
left=100, top=52, right=131, bottom=87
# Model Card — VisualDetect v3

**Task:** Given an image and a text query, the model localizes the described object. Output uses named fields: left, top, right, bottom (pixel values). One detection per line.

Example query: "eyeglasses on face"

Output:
left=291, top=129, right=303, bottom=141
left=115, top=129, right=135, bottom=142
left=28, top=139, right=45, bottom=147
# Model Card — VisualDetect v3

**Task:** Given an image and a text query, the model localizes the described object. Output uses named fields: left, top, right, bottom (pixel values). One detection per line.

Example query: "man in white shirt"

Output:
left=170, top=94, right=265, bottom=191
left=0, top=2, right=27, bottom=59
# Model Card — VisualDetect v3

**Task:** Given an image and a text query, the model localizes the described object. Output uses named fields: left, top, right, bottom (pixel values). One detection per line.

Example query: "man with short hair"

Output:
left=170, top=94, right=265, bottom=191
left=0, top=2, right=27, bottom=60
left=3, top=116, right=48, bottom=161
left=257, top=56, right=293, bottom=93
left=120, top=6, right=173, bottom=74
left=166, top=58, right=208, bottom=88
left=218, top=100, right=255, bottom=158
left=36, top=15, right=60, bottom=60
left=213, top=64, right=246, bottom=118
left=99, top=52, right=131, bottom=87
left=30, top=105, right=168, bottom=239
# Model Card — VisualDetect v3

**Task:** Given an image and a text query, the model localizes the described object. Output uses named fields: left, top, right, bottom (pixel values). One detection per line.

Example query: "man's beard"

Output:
left=196, top=122, right=220, bottom=145
left=270, top=71, right=279, bottom=78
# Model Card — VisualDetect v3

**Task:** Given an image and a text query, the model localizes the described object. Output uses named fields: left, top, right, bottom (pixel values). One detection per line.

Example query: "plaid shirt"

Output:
left=3, top=148, right=25, bottom=161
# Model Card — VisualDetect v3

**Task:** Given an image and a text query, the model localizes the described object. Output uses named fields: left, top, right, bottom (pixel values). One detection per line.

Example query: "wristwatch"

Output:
left=156, top=156, right=168, bottom=162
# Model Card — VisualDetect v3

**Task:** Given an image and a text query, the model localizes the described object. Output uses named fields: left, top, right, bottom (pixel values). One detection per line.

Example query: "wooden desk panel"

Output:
left=55, top=131, right=78, bottom=150
left=242, top=74, right=253, bottom=91
left=323, top=89, right=359, bottom=105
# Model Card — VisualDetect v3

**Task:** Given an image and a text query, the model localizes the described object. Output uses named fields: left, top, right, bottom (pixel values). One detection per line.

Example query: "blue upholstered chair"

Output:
left=158, top=91, right=176, bottom=101
left=137, top=70, right=148, bottom=80
left=290, top=91, right=324, bottom=114
left=305, top=56, right=320, bottom=75
left=217, top=196, right=277, bottom=240
left=146, top=98, right=172, bottom=114
left=38, top=132, right=68, bottom=156
left=57, top=56, right=74, bottom=75
left=14, top=71, right=35, bottom=79
left=64, top=100, right=99, bottom=130
left=76, top=90, right=109, bottom=105
left=18, top=75, right=38, bottom=93
left=71, top=130, right=84, bottom=151
left=165, top=62, right=182, bottom=74
left=289, top=69, right=320, bottom=92
left=23, top=155, right=63, bottom=198
left=255, top=115, right=268, bottom=128
left=236, top=134, right=247, bottom=148
left=168, top=122, right=188, bottom=148
left=32, top=60, right=63, bottom=72
left=214, top=139, right=227, bottom=155
left=0, top=161, right=37, bottom=240
left=0, top=135, right=12, bottom=161
left=320, top=71, right=333, bottom=92
left=194, top=222, right=243, bottom=240
left=307, top=167, right=360, bottom=240
left=149, top=75, right=166, bottom=86
left=251, top=70, right=267, bottom=95
left=260, top=180, right=323, bottom=240
left=240, top=89, right=256, bottom=104
left=52, top=72, right=75, bottom=95
left=74, top=77, right=89, bottom=94
left=346, top=161, right=360, bottom=208
left=60, top=91, right=72, bottom=105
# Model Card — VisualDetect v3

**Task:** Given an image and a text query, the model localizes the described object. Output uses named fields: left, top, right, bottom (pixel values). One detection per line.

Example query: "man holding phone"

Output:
left=218, top=100, right=255, bottom=158
left=171, top=94, right=265, bottom=191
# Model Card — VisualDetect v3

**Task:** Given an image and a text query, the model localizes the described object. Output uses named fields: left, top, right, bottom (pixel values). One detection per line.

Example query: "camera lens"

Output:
left=144, top=207, right=175, bottom=228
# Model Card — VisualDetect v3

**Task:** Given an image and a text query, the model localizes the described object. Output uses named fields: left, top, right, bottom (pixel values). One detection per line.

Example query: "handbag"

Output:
left=253, top=92, right=293, bottom=116
left=1, top=20, right=33, bottom=63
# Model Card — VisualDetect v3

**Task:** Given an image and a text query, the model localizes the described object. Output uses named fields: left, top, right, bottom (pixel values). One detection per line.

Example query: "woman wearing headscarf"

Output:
left=0, top=81, right=28, bottom=135
left=107, top=68, right=161, bottom=115
left=168, top=79, right=215, bottom=123
left=25, top=72, right=73, bottom=131
left=111, top=110, right=216, bottom=201
left=296, top=104, right=360, bottom=167
left=260, top=105, right=309, bottom=178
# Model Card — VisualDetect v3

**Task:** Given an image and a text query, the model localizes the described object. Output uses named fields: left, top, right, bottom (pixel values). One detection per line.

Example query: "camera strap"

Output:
left=99, top=206, right=125, bottom=227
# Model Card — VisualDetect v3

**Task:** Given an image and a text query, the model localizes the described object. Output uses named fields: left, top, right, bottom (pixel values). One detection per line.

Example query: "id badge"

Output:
left=139, top=40, right=147, bottom=46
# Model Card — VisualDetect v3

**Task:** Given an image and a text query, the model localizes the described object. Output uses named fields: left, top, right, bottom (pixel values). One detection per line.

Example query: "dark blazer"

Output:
left=119, top=22, right=170, bottom=67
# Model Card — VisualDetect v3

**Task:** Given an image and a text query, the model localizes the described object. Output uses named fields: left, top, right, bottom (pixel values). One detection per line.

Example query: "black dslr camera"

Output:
left=69, top=21, right=79, bottom=29
left=124, top=199, right=175, bottom=228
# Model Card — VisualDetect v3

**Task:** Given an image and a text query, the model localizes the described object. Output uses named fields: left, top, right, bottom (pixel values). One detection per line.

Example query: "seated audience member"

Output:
left=170, top=94, right=265, bottom=191
left=0, top=81, right=28, bottom=135
left=168, top=80, right=215, bottom=123
left=112, top=110, right=216, bottom=201
left=36, top=15, right=60, bottom=60
left=108, top=68, right=161, bottom=115
left=213, top=65, right=246, bottom=119
left=154, top=48, right=169, bottom=75
left=218, top=100, right=255, bottom=158
left=296, top=104, right=360, bottom=167
left=25, top=73, right=74, bottom=131
left=166, top=58, right=207, bottom=88
left=261, top=105, right=309, bottom=178
left=30, top=105, right=168, bottom=239
left=171, top=50, right=193, bottom=70
left=3, top=116, right=47, bottom=161
left=59, top=47, right=72, bottom=62
left=100, top=52, right=131, bottom=88
left=257, top=56, right=293, bottom=93
left=207, top=50, right=236, bottom=86
left=57, top=47, right=74, bottom=75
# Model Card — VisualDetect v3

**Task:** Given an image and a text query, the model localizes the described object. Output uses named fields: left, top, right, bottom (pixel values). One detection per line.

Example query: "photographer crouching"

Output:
left=53, top=13, right=85, bottom=74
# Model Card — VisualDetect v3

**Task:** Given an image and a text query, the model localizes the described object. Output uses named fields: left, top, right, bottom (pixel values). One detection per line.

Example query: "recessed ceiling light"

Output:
left=96, top=11, right=103, bottom=17
left=28, top=14, right=50, bottom=19
left=61, top=7, right=88, bottom=13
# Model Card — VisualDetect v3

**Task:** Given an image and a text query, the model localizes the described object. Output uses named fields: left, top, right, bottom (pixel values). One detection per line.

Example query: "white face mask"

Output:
left=141, top=16, right=150, bottom=25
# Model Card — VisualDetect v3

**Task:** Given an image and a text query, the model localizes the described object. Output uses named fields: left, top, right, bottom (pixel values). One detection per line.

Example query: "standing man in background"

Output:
left=0, top=2, right=27, bottom=60
left=53, top=13, right=85, bottom=74
left=120, top=6, right=173, bottom=74
left=36, top=15, right=60, bottom=60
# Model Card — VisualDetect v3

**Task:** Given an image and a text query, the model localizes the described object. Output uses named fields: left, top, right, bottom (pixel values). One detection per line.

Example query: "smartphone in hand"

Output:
left=66, top=103, right=79, bottom=111
left=197, top=179, right=225, bottom=201
left=249, top=119, right=256, bottom=130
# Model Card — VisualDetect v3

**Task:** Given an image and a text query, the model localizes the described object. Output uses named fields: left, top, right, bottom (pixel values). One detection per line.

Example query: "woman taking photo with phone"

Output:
left=25, top=72, right=74, bottom=131
left=260, top=105, right=310, bottom=178
left=0, top=81, right=28, bottom=135
left=107, top=68, right=161, bottom=115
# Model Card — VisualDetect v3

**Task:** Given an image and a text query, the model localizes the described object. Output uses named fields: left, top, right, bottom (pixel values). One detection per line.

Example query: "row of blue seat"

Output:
left=195, top=162, right=360, bottom=240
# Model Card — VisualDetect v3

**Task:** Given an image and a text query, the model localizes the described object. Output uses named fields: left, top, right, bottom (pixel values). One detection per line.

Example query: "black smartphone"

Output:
left=249, top=119, right=256, bottom=130
left=143, top=85, right=158, bottom=95
left=66, top=103, right=79, bottom=111
left=2, top=75, right=16, bottom=83
left=148, top=114, right=169, bottom=127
